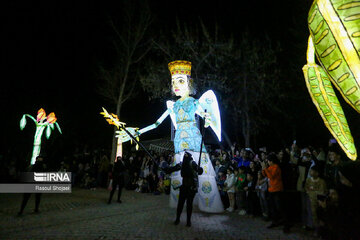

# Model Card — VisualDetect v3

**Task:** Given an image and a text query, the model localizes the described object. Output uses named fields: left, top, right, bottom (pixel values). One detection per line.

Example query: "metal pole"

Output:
left=198, top=109, right=207, bottom=166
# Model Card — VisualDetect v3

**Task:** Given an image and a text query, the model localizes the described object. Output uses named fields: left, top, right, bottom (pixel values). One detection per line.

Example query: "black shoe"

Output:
left=186, top=222, right=191, bottom=227
left=117, top=200, right=122, bottom=203
left=174, top=219, right=180, bottom=225
left=17, top=212, right=23, bottom=217
left=267, top=223, right=279, bottom=229
left=34, top=209, right=40, bottom=214
left=107, top=200, right=111, bottom=204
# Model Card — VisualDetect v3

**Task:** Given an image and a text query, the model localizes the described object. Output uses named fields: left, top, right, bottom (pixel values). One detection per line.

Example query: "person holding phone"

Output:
left=261, top=153, right=287, bottom=231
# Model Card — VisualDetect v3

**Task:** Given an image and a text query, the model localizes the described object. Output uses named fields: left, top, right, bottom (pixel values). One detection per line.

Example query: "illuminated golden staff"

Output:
left=100, top=107, right=150, bottom=156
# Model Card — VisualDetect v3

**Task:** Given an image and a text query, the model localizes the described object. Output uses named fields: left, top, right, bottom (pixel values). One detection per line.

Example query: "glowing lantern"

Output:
left=20, top=108, right=62, bottom=165
left=114, top=60, right=224, bottom=213
left=303, top=0, right=360, bottom=160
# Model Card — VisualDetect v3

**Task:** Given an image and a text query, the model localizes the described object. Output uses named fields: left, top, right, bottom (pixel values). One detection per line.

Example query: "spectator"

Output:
left=147, top=172, right=158, bottom=193
left=235, top=166, right=247, bottom=215
left=249, top=161, right=258, bottom=182
left=305, top=165, right=327, bottom=236
left=261, top=153, right=288, bottom=232
left=107, top=156, right=127, bottom=204
left=324, top=146, right=343, bottom=189
left=278, top=148, right=298, bottom=224
left=214, top=160, right=223, bottom=176
left=259, top=148, right=267, bottom=162
left=313, top=147, right=326, bottom=175
left=244, top=172, right=258, bottom=217
left=290, top=142, right=300, bottom=165
left=216, top=171, right=229, bottom=209
left=154, top=177, right=166, bottom=195
left=253, top=153, right=261, bottom=166
left=224, top=167, right=236, bottom=212
left=237, top=149, right=251, bottom=168
left=256, top=170, right=269, bottom=220
left=97, top=153, right=109, bottom=188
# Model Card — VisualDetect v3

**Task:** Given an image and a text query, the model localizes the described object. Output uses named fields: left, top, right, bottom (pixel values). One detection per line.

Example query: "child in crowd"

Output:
left=217, top=171, right=229, bottom=208
left=154, top=177, right=165, bottom=195
left=244, top=172, right=257, bottom=217
left=235, top=166, right=247, bottom=215
left=135, top=178, right=143, bottom=192
left=224, top=167, right=236, bottom=212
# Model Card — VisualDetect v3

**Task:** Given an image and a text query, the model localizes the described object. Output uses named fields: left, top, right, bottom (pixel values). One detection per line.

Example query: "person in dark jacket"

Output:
left=244, top=172, right=258, bottom=216
left=108, top=156, right=127, bottom=204
left=18, top=156, right=46, bottom=215
left=163, top=152, right=203, bottom=227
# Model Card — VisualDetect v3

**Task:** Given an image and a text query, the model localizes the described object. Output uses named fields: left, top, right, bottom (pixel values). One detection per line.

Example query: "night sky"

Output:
left=2, top=0, right=359, bottom=163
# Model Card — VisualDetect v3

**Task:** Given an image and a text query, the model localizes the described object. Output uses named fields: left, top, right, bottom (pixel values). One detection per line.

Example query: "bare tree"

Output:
left=97, top=2, right=152, bottom=162
left=225, top=33, right=282, bottom=147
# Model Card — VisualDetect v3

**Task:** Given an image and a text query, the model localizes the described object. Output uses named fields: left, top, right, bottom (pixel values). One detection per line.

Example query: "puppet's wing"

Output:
left=197, top=90, right=221, bottom=142
left=166, top=100, right=177, bottom=130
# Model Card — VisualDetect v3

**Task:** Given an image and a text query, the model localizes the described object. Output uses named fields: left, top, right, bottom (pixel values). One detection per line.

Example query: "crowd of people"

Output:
left=1, top=139, right=359, bottom=239
left=213, top=141, right=360, bottom=239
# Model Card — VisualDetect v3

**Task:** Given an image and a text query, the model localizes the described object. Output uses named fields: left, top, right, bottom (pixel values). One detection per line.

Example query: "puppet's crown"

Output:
left=168, top=60, right=191, bottom=76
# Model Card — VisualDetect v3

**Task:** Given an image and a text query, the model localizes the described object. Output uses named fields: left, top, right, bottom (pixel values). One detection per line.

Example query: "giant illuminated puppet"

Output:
left=117, top=60, right=224, bottom=213
left=20, top=108, right=62, bottom=165
left=303, top=0, right=360, bottom=160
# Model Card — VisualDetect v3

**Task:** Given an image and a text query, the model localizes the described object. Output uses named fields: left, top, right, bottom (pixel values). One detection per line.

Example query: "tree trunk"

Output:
left=241, top=113, right=251, bottom=148
left=221, top=130, right=233, bottom=153
left=110, top=127, right=118, bottom=163
left=241, top=116, right=246, bottom=147
left=243, top=77, right=250, bottom=148
left=110, top=63, right=129, bottom=163
left=110, top=92, right=124, bottom=163
left=244, top=112, right=251, bottom=148
left=234, top=111, right=241, bottom=146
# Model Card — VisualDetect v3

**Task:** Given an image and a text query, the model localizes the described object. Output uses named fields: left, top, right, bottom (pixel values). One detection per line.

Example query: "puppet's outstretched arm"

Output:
left=138, top=110, right=169, bottom=135
left=116, top=110, right=170, bottom=143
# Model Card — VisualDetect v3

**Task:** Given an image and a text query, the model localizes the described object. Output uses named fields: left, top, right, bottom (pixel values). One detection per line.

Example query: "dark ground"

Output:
left=0, top=187, right=316, bottom=240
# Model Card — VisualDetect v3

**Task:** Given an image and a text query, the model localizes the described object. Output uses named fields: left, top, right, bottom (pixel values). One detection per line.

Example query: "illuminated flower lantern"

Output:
left=20, top=108, right=62, bottom=165
left=303, top=0, right=360, bottom=160
left=116, top=60, right=224, bottom=213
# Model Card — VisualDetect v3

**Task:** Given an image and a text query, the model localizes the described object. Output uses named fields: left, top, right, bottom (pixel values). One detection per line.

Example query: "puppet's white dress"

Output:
left=167, top=90, right=223, bottom=213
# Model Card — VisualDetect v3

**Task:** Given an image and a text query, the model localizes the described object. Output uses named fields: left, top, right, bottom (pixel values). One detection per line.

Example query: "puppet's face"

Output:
left=172, top=74, right=190, bottom=97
